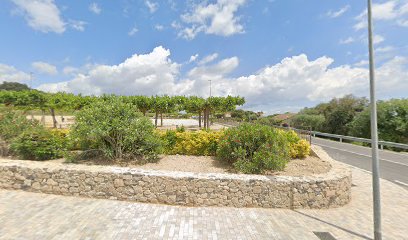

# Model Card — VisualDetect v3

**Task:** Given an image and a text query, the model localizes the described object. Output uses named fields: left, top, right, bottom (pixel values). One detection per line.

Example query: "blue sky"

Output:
left=1, top=0, right=407, bottom=113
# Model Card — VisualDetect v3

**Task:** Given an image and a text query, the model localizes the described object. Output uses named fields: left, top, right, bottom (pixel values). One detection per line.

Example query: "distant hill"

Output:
left=0, top=81, right=31, bottom=91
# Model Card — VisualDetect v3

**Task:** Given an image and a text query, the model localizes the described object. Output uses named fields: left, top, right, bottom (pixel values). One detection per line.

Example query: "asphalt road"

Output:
left=312, top=137, right=408, bottom=189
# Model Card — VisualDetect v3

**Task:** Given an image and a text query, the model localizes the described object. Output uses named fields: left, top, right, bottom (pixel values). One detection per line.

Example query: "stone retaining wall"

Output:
left=0, top=146, right=351, bottom=209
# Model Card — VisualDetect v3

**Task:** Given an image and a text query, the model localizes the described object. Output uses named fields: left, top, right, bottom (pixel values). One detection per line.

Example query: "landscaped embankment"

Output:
left=0, top=146, right=351, bottom=209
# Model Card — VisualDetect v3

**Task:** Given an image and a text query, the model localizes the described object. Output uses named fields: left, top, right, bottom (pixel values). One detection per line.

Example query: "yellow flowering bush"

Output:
left=160, top=130, right=224, bottom=156
left=289, top=139, right=310, bottom=158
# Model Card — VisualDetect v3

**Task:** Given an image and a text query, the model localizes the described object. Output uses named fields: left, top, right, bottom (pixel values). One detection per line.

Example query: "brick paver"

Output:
left=0, top=167, right=407, bottom=240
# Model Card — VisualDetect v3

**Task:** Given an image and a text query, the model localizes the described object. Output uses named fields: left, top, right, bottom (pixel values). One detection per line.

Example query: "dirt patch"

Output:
left=136, top=155, right=233, bottom=173
left=104, top=155, right=331, bottom=176
left=271, top=156, right=331, bottom=176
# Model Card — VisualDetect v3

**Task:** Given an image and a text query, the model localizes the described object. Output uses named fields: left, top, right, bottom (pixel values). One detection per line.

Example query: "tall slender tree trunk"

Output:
left=41, top=110, right=46, bottom=124
left=155, top=112, right=158, bottom=127
left=198, top=111, right=202, bottom=128
left=160, top=113, right=163, bottom=126
left=50, top=108, right=57, bottom=128
left=207, top=108, right=210, bottom=129
left=203, top=110, right=207, bottom=129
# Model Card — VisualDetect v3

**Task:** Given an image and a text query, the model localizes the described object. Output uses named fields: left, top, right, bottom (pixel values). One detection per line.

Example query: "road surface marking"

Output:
left=313, top=138, right=408, bottom=157
left=314, top=143, right=408, bottom=167
left=394, top=180, right=408, bottom=187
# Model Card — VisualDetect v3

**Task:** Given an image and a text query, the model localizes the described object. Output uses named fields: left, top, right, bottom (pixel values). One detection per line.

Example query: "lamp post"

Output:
left=367, top=0, right=382, bottom=239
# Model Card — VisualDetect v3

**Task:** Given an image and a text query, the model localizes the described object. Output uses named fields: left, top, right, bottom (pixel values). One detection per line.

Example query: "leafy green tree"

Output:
left=185, top=96, right=205, bottom=128
left=290, top=114, right=325, bottom=131
left=297, top=95, right=368, bottom=135
left=132, top=96, right=152, bottom=116
left=349, top=99, right=408, bottom=144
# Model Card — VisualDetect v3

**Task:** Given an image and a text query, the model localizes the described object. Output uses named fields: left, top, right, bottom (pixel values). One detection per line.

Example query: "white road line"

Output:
left=314, top=143, right=408, bottom=167
left=313, top=137, right=408, bottom=157
left=394, top=180, right=408, bottom=187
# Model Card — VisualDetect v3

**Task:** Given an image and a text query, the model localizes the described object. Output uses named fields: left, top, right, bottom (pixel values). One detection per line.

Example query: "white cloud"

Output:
left=376, top=46, right=394, bottom=53
left=354, top=60, right=369, bottom=67
left=69, top=20, right=87, bottom=32
left=38, top=46, right=181, bottom=96
left=189, top=54, right=199, bottom=63
left=145, top=0, right=158, bottom=13
left=62, top=66, right=78, bottom=75
left=339, top=37, right=354, bottom=44
left=354, top=1, right=408, bottom=30
left=198, top=53, right=219, bottom=65
left=373, top=34, right=385, bottom=44
left=154, top=24, right=164, bottom=31
left=32, top=61, right=58, bottom=75
left=89, top=2, right=101, bottom=15
left=0, top=63, right=31, bottom=83
left=37, top=47, right=408, bottom=113
left=171, top=21, right=182, bottom=29
left=128, top=26, right=138, bottom=36
left=11, top=0, right=65, bottom=33
left=358, top=33, right=385, bottom=45
left=327, top=5, right=350, bottom=18
left=179, top=0, right=247, bottom=39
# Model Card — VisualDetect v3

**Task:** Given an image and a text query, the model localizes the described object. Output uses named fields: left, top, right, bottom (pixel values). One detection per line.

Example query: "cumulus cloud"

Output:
left=32, top=61, right=58, bottom=75
left=354, top=1, right=408, bottom=30
left=62, top=66, right=78, bottom=75
left=38, top=46, right=181, bottom=96
left=37, top=47, right=408, bottom=113
left=89, top=2, right=101, bottom=14
left=11, top=0, right=65, bottom=33
left=198, top=53, right=219, bottom=65
left=145, top=0, right=158, bottom=13
left=189, top=54, right=199, bottom=63
left=128, top=26, right=138, bottom=36
left=179, top=0, right=246, bottom=39
left=154, top=24, right=164, bottom=31
left=373, top=34, right=385, bottom=44
left=339, top=37, right=354, bottom=44
left=0, top=63, right=31, bottom=83
left=326, top=5, right=350, bottom=18
left=69, top=20, right=87, bottom=32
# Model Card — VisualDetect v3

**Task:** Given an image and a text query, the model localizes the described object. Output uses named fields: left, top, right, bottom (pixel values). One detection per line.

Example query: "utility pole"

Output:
left=367, top=0, right=382, bottom=239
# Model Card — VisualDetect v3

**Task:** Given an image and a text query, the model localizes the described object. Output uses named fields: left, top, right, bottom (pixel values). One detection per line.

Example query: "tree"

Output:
left=290, top=114, right=325, bottom=131
left=132, top=96, right=152, bottom=116
left=349, top=99, right=408, bottom=144
left=185, top=96, right=205, bottom=128
left=0, top=82, right=30, bottom=91
left=297, top=95, right=368, bottom=135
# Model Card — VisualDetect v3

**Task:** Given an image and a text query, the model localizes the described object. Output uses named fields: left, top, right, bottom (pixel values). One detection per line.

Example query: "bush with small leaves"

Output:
left=217, top=123, right=291, bottom=174
left=71, top=98, right=162, bottom=162
left=10, top=126, right=65, bottom=160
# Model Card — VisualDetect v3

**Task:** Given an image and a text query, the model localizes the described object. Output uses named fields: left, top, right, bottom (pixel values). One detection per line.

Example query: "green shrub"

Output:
left=71, top=98, right=162, bottom=162
left=0, top=110, right=38, bottom=141
left=217, top=123, right=290, bottom=174
left=10, top=126, right=65, bottom=160
left=159, top=130, right=223, bottom=156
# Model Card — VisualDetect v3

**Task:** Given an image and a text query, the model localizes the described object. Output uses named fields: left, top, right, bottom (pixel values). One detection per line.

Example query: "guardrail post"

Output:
left=339, top=137, right=343, bottom=143
left=380, top=144, right=383, bottom=150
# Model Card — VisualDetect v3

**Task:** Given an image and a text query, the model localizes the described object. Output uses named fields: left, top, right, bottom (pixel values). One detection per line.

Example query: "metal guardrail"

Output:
left=278, top=126, right=408, bottom=150
left=214, top=121, right=408, bottom=151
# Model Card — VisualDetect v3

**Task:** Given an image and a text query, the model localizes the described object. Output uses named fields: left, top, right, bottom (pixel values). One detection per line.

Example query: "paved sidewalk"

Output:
left=0, top=167, right=407, bottom=240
